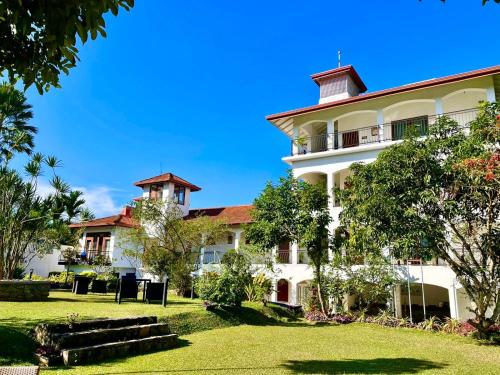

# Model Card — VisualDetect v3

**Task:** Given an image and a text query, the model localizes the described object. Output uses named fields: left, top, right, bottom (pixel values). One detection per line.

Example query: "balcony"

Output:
left=58, top=251, right=111, bottom=265
left=277, top=250, right=291, bottom=264
left=291, top=108, right=478, bottom=156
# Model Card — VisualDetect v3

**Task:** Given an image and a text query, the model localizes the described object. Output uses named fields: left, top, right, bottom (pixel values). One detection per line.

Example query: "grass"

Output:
left=1, top=291, right=499, bottom=374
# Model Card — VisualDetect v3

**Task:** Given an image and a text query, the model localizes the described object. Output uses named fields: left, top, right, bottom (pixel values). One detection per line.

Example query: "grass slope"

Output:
left=1, top=291, right=499, bottom=374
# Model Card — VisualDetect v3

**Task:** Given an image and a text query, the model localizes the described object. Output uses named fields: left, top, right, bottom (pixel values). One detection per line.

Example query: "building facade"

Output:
left=265, top=64, right=500, bottom=321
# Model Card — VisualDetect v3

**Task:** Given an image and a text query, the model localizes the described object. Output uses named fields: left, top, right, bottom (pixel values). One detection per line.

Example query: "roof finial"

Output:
left=338, top=49, right=341, bottom=68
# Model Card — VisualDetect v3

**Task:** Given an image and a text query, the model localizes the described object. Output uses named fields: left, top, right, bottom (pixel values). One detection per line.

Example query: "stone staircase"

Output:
left=34, top=316, right=178, bottom=366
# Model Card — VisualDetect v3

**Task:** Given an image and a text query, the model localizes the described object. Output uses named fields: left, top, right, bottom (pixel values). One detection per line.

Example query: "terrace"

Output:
left=290, top=107, right=478, bottom=156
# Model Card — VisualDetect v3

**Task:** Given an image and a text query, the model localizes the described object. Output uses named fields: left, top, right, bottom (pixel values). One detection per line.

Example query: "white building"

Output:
left=29, top=172, right=253, bottom=279
left=264, top=64, right=500, bottom=321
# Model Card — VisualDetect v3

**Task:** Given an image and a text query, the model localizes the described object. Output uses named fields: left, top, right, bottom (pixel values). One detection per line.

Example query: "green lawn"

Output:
left=1, top=291, right=499, bottom=374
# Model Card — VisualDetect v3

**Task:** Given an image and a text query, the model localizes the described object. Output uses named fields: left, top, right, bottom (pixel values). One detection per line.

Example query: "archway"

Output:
left=277, top=279, right=289, bottom=303
left=400, top=283, right=450, bottom=322
left=296, top=280, right=312, bottom=306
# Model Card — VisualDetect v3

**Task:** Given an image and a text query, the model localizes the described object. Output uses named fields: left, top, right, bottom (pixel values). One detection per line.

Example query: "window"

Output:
left=84, top=232, right=111, bottom=258
left=391, top=115, right=429, bottom=141
left=149, top=184, right=163, bottom=200
left=173, top=185, right=186, bottom=205
left=227, top=235, right=233, bottom=244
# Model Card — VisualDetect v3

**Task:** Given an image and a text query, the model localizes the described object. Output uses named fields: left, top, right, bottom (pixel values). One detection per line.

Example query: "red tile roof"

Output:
left=311, top=65, right=367, bottom=92
left=133, top=173, right=201, bottom=192
left=266, top=65, right=500, bottom=122
left=69, top=214, right=138, bottom=229
left=186, top=204, right=254, bottom=225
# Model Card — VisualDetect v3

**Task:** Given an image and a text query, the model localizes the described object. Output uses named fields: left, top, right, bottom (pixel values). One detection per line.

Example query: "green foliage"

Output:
left=246, top=171, right=331, bottom=312
left=244, top=273, right=272, bottom=302
left=48, top=271, right=75, bottom=285
left=122, top=198, right=227, bottom=296
left=196, top=251, right=252, bottom=307
left=78, top=271, right=97, bottom=279
left=0, top=0, right=134, bottom=93
left=0, top=84, right=36, bottom=164
left=337, top=102, right=500, bottom=335
left=22, top=273, right=46, bottom=281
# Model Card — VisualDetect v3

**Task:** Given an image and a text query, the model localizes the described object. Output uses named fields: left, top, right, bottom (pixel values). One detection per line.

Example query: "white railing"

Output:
left=292, top=108, right=479, bottom=156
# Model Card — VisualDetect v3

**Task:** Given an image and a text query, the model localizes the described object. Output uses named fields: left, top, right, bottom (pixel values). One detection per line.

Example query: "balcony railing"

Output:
left=58, top=250, right=111, bottom=265
left=291, top=108, right=479, bottom=156
left=277, top=250, right=291, bottom=264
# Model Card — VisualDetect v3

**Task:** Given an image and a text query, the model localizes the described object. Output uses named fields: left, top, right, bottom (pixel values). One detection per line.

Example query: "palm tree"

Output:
left=0, top=83, right=37, bottom=164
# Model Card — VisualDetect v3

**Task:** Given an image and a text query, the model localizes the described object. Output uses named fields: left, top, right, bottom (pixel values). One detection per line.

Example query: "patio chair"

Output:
left=145, top=278, right=169, bottom=307
left=90, top=279, right=107, bottom=294
left=72, top=276, right=91, bottom=295
left=0, top=366, right=39, bottom=375
left=115, top=277, right=139, bottom=304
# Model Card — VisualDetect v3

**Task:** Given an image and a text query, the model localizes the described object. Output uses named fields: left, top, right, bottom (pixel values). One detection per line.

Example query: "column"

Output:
left=291, top=241, right=299, bottom=264
left=290, top=280, right=298, bottom=305
left=292, top=126, right=300, bottom=155
left=326, top=172, right=335, bottom=260
left=327, top=119, right=334, bottom=150
left=394, top=284, right=403, bottom=318
left=234, top=230, right=242, bottom=251
left=448, top=283, right=459, bottom=319
left=377, top=109, right=384, bottom=141
left=435, top=97, right=443, bottom=115
left=271, top=279, right=278, bottom=302
left=486, top=86, right=496, bottom=103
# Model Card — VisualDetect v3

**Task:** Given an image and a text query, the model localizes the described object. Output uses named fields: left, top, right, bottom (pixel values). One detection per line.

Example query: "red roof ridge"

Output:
left=266, top=65, right=500, bottom=121
left=189, top=204, right=254, bottom=211
left=133, top=172, right=201, bottom=191
left=310, top=65, right=367, bottom=92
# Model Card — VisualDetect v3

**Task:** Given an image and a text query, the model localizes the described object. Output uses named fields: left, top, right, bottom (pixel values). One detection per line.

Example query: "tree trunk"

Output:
left=314, top=262, right=326, bottom=315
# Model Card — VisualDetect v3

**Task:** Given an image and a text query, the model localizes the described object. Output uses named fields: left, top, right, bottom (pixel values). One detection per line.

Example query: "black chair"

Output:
left=90, top=279, right=107, bottom=294
left=145, top=278, right=169, bottom=307
left=115, top=277, right=139, bottom=304
left=72, top=276, right=91, bottom=295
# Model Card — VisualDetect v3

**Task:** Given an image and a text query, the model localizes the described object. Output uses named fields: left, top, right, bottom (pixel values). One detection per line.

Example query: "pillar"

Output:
left=327, top=119, right=334, bottom=150
left=377, top=109, right=384, bottom=141
left=394, top=284, right=403, bottom=318
left=486, top=86, right=496, bottom=103
left=448, top=283, right=459, bottom=319
left=234, top=230, right=242, bottom=250
left=292, top=126, right=300, bottom=155
left=291, top=241, right=299, bottom=264
left=326, top=172, right=336, bottom=260
left=435, top=97, right=443, bottom=115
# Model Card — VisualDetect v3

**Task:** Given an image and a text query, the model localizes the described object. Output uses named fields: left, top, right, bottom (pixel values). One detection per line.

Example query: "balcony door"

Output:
left=342, top=130, right=360, bottom=148
left=391, top=115, right=429, bottom=141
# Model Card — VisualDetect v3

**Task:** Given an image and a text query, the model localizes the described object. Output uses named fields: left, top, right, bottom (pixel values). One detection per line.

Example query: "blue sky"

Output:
left=19, top=0, right=500, bottom=217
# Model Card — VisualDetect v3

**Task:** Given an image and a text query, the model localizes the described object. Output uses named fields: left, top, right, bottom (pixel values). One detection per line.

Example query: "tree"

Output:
left=0, top=154, right=89, bottom=279
left=0, top=0, right=134, bottom=94
left=122, top=198, right=228, bottom=296
left=246, top=171, right=331, bottom=314
left=337, top=102, right=499, bottom=337
left=0, top=83, right=37, bottom=164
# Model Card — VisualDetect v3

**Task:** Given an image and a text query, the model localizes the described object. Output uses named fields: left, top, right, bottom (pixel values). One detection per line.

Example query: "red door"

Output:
left=277, top=279, right=289, bottom=302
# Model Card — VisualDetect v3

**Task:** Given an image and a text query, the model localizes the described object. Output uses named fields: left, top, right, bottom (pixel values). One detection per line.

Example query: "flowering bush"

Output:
left=304, top=310, right=330, bottom=322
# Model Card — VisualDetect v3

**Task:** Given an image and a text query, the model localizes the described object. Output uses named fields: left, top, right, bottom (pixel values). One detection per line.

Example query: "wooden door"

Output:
left=277, top=279, right=289, bottom=302
left=342, top=130, right=359, bottom=148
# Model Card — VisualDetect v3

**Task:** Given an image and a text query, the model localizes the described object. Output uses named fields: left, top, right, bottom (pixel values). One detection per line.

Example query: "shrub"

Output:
left=195, top=251, right=252, bottom=308
left=48, top=271, right=74, bottom=285
left=304, top=310, right=330, bottom=322
left=78, top=271, right=97, bottom=278
left=244, top=273, right=272, bottom=302
left=23, top=273, right=46, bottom=281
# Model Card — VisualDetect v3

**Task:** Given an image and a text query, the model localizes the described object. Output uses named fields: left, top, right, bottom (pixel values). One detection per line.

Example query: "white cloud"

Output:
left=74, top=186, right=121, bottom=218
left=36, top=180, right=120, bottom=218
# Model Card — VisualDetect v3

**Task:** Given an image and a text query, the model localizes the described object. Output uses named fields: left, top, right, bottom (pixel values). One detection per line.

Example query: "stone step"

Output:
left=49, top=323, right=171, bottom=350
left=35, top=316, right=157, bottom=345
left=61, top=334, right=178, bottom=366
